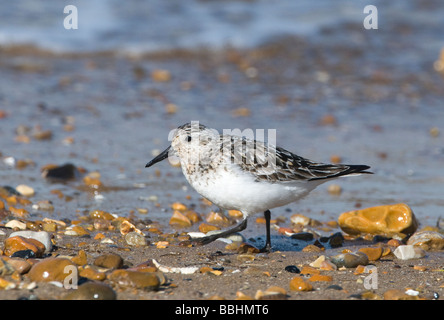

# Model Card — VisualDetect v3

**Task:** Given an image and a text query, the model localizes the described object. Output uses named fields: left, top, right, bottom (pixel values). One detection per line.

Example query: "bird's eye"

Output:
left=186, top=136, right=192, bottom=142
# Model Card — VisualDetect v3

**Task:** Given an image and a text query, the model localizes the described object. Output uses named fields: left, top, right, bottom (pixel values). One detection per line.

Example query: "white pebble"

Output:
left=5, top=220, right=27, bottom=230
left=3, top=156, right=16, bottom=167
left=393, top=245, right=426, bottom=260
left=405, top=289, right=420, bottom=296
left=101, top=237, right=115, bottom=244
left=16, top=184, right=35, bottom=197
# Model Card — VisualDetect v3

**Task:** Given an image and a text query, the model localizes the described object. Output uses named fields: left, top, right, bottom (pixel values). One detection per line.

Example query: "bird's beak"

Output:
left=145, top=145, right=171, bottom=168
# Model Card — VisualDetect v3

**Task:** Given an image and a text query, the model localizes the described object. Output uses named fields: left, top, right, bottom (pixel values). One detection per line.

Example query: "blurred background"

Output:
left=0, top=0, right=443, bottom=237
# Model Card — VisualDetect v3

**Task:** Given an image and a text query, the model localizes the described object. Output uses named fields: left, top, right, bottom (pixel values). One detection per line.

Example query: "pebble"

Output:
left=393, top=245, right=426, bottom=260
left=327, top=232, right=344, bottom=248
left=79, top=266, right=107, bottom=281
left=32, top=200, right=55, bottom=212
left=4, top=258, right=31, bottom=274
left=255, top=286, right=288, bottom=300
left=302, top=244, right=324, bottom=252
left=290, top=213, right=311, bottom=226
left=41, top=163, right=79, bottom=180
left=308, top=274, right=333, bottom=282
left=289, top=276, right=313, bottom=292
left=0, top=258, right=15, bottom=276
left=71, top=250, right=88, bottom=266
left=9, top=230, right=52, bottom=252
left=151, top=69, right=171, bottom=82
left=94, top=253, right=124, bottom=270
left=206, top=211, right=231, bottom=227
left=15, top=184, right=35, bottom=197
left=184, top=210, right=201, bottom=224
left=284, top=265, right=301, bottom=274
left=83, top=171, right=102, bottom=188
left=108, top=269, right=161, bottom=291
left=358, top=247, right=383, bottom=261
left=8, top=207, right=29, bottom=218
left=290, top=232, right=314, bottom=241
left=319, top=260, right=337, bottom=271
left=387, top=239, right=402, bottom=247
left=63, top=282, right=116, bottom=300
left=171, top=202, right=187, bottom=211
left=11, top=249, right=36, bottom=259
left=331, top=251, right=369, bottom=268
left=309, top=255, right=326, bottom=268
left=3, top=236, right=45, bottom=257
left=300, top=266, right=320, bottom=275
left=199, top=223, right=220, bottom=233
left=383, top=289, right=419, bottom=300
left=406, top=230, right=444, bottom=250
left=5, top=220, right=27, bottom=230
left=327, top=184, right=342, bottom=195
left=28, top=258, right=77, bottom=283
left=125, top=231, right=147, bottom=246
left=237, top=243, right=260, bottom=254
left=0, top=278, right=15, bottom=290
left=338, top=203, right=418, bottom=236
left=169, top=210, right=192, bottom=228
left=119, top=220, right=143, bottom=236
left=326, top=284, right=343, bottom=291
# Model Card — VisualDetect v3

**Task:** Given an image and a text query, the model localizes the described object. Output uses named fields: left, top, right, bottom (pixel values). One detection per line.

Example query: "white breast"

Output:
left=184, top=164, right=322, bottom=217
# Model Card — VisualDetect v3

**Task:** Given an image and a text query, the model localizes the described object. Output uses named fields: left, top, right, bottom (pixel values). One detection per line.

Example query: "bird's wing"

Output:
left=220, top=135, right=371, bottom=183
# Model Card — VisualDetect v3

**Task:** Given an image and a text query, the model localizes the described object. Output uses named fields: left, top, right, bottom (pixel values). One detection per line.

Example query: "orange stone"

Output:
left=171, top=202, right=187, bottom=211
left=90, top=210, right=114, bottom=220
left=198, top=223, right=220, bottom=233
left=169, top=210, right=192, bottom=228
left=200, top=266, right=213, bottom=274
left=184, top=210, right=201, bottom=224
left=107, top=269, right=160, bottom=291
left=28, top=258, right=77, bottom=282
left=151, top=69, right=171, bottom=82
left=319, top=261, right=337, bottom=271
left=256, top=217, right=277, bottom=224
left=358, top=247, right=383, bottom=261
left=354, top=265, right=366, bottom=275
left=413, top=265, right=427, bottom=272
left=3, top=236, right=45, bottom=257
left=383, top=289, right=419, bottom=300
left=72, top=225, right=90, bottom=236
left=289, top=276, right=313, bottom=291
left=382, top=247, right=392, bottom=256
left=119, top=220, right=142, bottom=235
left=79, top=266, right=107, bottom=281
left=94, top=233, right=106, bottom=240
left=206, top=211, right=231, bottom=227
left=9, top=206, right=29, bottom=218
left=72, top=250, right=88, bottom=266
left=228, top=210, right=243, bottom=218
left=300, top=266, right=320, bottom=275
left=308, top=274, right=333, bottom=282
left=277, top=227, right=294, bottom=235
left=338, top=203, right=418, bottom=236
left=302, top=244, right=324, bottom=252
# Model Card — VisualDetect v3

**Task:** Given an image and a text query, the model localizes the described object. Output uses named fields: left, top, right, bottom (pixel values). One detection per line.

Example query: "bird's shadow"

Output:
left=247, top=234, right=322, bottom=252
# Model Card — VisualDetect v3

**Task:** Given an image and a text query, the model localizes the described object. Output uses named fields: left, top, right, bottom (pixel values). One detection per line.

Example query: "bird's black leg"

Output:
left=259, top=210, right=272, bottom=253
left=190, top=218, right=248, bottom=246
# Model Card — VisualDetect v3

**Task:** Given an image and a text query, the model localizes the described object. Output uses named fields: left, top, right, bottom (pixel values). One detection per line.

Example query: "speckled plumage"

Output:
left=146, top=122, right=372, bottom=250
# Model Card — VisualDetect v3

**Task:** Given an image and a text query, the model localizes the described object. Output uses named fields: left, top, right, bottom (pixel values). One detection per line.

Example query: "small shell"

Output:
left=151, top=259, right=199, bottom=274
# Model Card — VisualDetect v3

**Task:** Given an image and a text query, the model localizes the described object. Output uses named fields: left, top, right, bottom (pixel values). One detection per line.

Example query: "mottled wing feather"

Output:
left=221, top=135, right=371, bottom=183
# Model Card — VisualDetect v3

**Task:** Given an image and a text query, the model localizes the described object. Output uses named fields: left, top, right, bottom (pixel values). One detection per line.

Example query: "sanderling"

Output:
left=146, top=122, right=372, bottom=252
